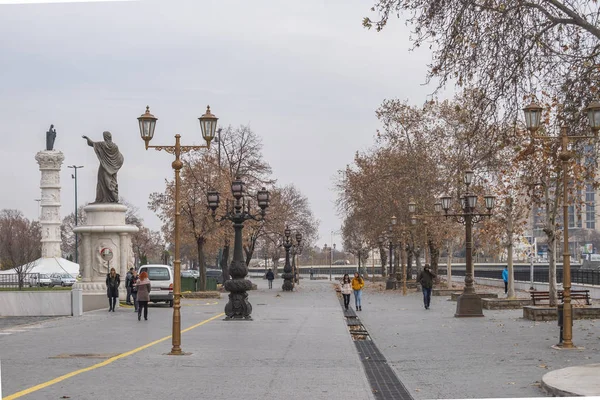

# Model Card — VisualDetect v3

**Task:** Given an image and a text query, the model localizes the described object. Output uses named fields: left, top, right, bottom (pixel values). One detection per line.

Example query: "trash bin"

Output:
left=206, top=277, right=217, bottom=291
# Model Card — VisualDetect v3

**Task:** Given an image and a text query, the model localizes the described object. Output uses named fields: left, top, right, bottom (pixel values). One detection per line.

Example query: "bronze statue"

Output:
left=82, top=131, right=124, bottom=203
left=46, top=124, right=56, bottom=151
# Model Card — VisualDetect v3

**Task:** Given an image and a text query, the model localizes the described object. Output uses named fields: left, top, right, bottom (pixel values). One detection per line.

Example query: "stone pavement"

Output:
left=357, top=281, right=600, bottom=399
left=0, top=279, right=373, bottom=400
left=2, top=278, right=599, bottom=399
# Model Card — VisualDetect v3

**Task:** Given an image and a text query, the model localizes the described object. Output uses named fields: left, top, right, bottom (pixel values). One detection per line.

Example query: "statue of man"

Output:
left=82, top=131, right=124, bottom=203
left=46, top=124, right=57, bottom=151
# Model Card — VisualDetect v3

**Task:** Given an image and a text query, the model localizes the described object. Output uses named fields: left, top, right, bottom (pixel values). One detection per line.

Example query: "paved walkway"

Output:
left=2, top=278, right=599, bottom=399
left=357, top=281, right=600, bottom=399
left=0, top=279, right=373, bottom=400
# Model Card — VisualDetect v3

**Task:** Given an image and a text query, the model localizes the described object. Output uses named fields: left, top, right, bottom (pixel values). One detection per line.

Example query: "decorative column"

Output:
left=35, top=150, right=65, bottom=258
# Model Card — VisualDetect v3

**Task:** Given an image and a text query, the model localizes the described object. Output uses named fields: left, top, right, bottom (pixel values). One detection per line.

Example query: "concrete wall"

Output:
left=0, top=291, right=73, bottom=316
left=83, top=293, right=109, bottom=312
left=449, top=276, right=600, bottom=300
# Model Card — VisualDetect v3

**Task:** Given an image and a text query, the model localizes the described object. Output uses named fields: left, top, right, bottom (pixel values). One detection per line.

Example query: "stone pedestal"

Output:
left=73, top=204, right=138, bottom=302
left=35, top=150, right=65, bottom=258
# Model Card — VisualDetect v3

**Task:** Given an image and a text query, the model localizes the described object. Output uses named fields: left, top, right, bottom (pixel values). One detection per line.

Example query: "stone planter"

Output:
left=482, top=298, right=532, bottom=310
left=523, top=305, right=600, bottom=321
left=450, top=292, right=499, bottom=301
left=432, top=288, right=458, bottom=296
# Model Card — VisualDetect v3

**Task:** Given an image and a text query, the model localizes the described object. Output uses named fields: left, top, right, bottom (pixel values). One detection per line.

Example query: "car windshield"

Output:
left=144, top=267, right=170, bottom=281
left=62, top=274, right=72, bottom=278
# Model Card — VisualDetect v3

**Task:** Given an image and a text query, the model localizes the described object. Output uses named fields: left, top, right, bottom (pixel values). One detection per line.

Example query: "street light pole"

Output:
left=438, top=171, right=496, bottom=318
left=137, top=105, right=217, bottom=355
left=208, top=178, right=270, bottom=318
left=523, top=100, right=600, bottom=348
left=282, top=227, right=302, bottom=291
left=68, top=165, right=84, bottom=264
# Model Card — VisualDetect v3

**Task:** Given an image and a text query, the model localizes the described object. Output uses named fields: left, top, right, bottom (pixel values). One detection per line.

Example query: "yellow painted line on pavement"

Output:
left=4, top=312, right=225, bottom=400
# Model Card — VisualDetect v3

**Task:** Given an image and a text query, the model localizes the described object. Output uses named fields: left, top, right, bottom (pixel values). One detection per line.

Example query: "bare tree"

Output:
left=0, top=210, right=42, bottom=289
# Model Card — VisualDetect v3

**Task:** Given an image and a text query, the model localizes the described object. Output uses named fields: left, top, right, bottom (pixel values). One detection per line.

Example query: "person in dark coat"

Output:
left=417, top=265, right=436, bottom=310
left=125, top=267, right=134, bottom=305
left=266, top=268, right=275, bottom=289
left=106, top=267, right=120, bottom=312
left=135, top=271, right=152, bottom=321
left=129, top=269, right=139, bottom=312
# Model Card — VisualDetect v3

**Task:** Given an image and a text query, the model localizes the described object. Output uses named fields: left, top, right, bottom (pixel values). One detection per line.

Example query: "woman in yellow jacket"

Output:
left=351, top=272, right=364, bottom=311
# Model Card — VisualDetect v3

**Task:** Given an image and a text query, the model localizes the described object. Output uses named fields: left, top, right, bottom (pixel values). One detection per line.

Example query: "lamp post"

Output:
left=438, top=171, right=496, bottom=317
left=324, top=244, right=332, bottom=281
left=522, top=99, right=600, bottom=348
left=385, top=216, right=398, bottom=290
left=68, top=165, right=84, bottom=264
left=207, top=177, right=269, bottom=319
left=137, top=105, right=217, bottom=355
left=282, top=227, right=302, bottom=291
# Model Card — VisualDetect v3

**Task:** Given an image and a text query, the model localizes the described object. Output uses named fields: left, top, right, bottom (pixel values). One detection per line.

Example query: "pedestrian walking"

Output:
left=266, top=268, right=274, bottom=289
left=135, top=271, right=151, bottom=321
left=129, top=269, right=139, bottom=312
left=340, top=273, right=352, bottom=310
left=502, top=266, right=509, bottom=294
left=417, top=265, right=436, bottom=309
left=351, top=272, right=364, bottom=311
left=125, top=267, right=134, bottom=305
left=106, top=267, right=120, bottom=312
left=309, top=268, right=314, bottom=280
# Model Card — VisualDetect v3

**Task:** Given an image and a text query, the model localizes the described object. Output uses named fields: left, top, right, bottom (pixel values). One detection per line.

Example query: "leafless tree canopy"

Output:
left=0, top=209, right=41, bottom=289
left=364, top=0, right=600, bottom=126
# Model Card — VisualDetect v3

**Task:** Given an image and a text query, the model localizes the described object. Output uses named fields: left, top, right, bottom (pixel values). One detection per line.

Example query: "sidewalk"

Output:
left=0, top=279, right=373, bottom=400
left=357, top=282, right=600, bottom=399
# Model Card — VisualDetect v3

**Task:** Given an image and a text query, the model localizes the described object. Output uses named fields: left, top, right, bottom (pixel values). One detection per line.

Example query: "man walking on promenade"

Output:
left=417, top=265, right=436, bottom=310
left=502, top=266, right=509, bottom=294
left=266, top=268, right=275, bottom=289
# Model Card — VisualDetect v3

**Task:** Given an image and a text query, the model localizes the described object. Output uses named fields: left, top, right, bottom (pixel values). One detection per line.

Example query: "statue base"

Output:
left=73, top=203, right=139, bottom=301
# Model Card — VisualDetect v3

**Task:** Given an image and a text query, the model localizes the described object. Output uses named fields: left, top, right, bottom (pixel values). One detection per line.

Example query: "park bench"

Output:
left=529, top=290, right=591, bottom=306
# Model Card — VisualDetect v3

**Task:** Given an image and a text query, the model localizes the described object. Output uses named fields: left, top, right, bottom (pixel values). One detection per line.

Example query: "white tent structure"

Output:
left=0, top=257, right=80, bottom=277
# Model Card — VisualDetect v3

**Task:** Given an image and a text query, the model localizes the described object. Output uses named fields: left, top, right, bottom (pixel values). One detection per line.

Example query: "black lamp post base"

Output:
left=282, top=272, right=294, bottom=291
left=224, top=279, right=253, bottom=320
left=454, top=293, right=484, bottom=317
left=385, top=278, right=397, bottom=290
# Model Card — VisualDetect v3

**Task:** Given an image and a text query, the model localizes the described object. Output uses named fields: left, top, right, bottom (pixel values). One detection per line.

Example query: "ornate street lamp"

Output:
left=386, top=220, right=397, bottom=290
left=137, top=105, right=216, bottom=355
left=207, top=178, right=269, bottom=320
left=439, top=169, right=495, bottom=318
left=521, top=100, right=599, bottom=349
left=282, top=227, right=303, bottom=291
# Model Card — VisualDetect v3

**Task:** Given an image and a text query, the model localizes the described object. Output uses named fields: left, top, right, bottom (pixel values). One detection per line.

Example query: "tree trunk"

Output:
left=220, top=243, right=230, bottom=283
left=379, top=246, right=387, bottom=277
left=548, top=233, right=558, bottom=307
left=197, top=237, right=206, bottom=291
left=507, top=210, right=516, bottom=298
left=407, top=246, right=413, bottom=280
left=271, top=256, right=280, bottom=278
left=430, top=238, right=440, bottom=283
left=446, top=242, right=453, bottom=288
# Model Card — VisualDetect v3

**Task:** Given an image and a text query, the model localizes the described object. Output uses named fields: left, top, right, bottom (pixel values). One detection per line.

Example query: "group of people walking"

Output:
left=340, top=272, right=364, bottom=311
left=105, top=267, right=151, bottom=321
left=339, top=266, right=437, bottom=311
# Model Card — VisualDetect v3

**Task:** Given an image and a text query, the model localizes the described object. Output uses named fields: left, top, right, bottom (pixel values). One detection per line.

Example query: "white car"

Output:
left=29, top=273, right=53, bottom=287
left=138, top=265, right=174, bottom=307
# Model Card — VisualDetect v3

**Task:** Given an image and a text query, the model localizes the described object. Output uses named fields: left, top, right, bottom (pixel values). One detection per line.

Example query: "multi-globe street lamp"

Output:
left=437, top=170, right=496, bottom=317
left=282, top=227, right=302, bottom=291
left=137, top=105, right=217, bottom=355
left=390, top=216, right=412, bottom=296
left=207, top=177, right=270, bottom=320
left=522, top=99, right=600, bottom=348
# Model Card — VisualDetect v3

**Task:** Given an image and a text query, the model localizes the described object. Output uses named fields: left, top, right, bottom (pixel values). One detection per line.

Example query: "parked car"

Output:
left=50, top=273, right=76, bottom=287
left=29, top=273, right=53, bottom=287
left=138, top=264, right=174, bottom=307
left=206, top=269, right=223, bottom=284
left=181, top=270, right=196, bottom=278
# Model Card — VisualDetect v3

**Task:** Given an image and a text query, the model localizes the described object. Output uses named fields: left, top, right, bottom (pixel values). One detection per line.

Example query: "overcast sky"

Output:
left=0, top=0, right=439, bottom=248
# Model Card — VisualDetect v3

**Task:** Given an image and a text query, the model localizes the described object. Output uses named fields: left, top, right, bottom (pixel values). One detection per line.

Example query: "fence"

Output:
left=0, top=273, right=40, bottom=287
left=442, top=267, right=600, bottom=286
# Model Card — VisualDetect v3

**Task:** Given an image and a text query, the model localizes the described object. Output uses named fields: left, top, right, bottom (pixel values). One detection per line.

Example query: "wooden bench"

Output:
left=530, top=290, right=591, bottom=306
